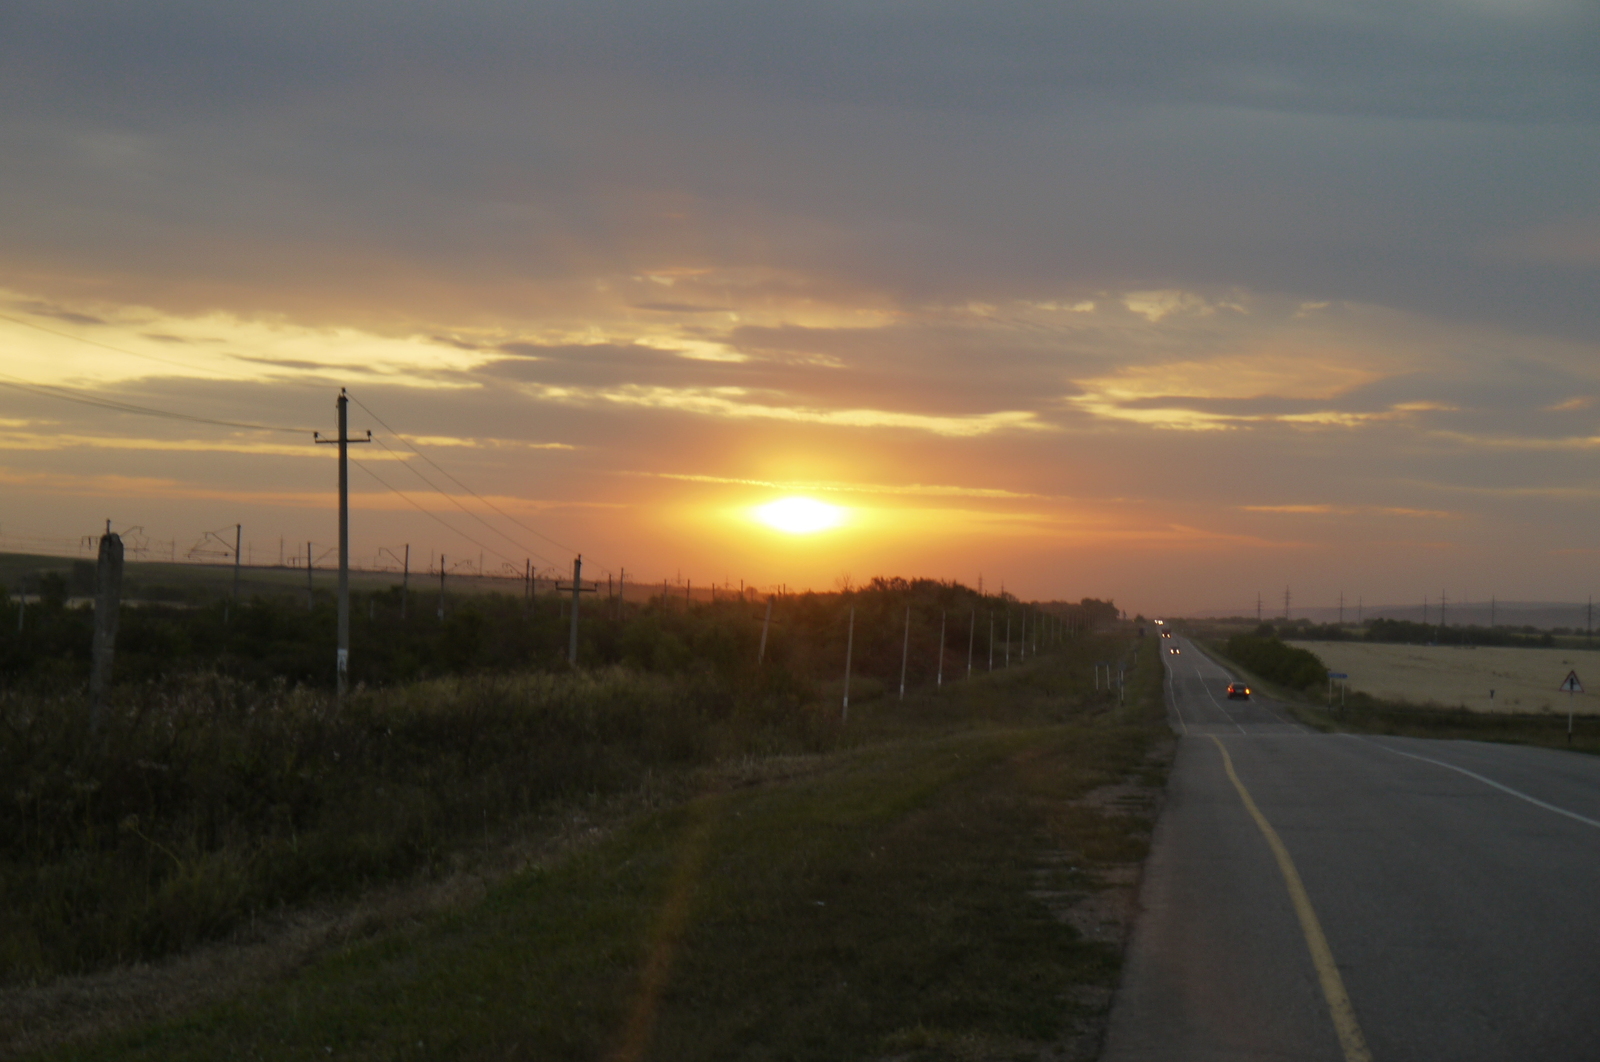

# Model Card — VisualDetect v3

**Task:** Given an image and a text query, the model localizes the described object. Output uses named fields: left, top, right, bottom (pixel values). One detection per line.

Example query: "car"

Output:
left=1226, top=682, right=1251, bottom=699
left=1169, top=646, right=1180, bottom=654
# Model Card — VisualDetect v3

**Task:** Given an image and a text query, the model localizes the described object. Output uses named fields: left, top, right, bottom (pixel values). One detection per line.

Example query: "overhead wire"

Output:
left=350, top=457, right=527, bottom=573
left=345, top=391, right=586, bottom=561
left=0, top=372, right=314, bottom=433
left=1, top=310, right=591, bottom=574
left=366, top=433, right=560, bottom=569
left=0, top=310, right=225, bottom=376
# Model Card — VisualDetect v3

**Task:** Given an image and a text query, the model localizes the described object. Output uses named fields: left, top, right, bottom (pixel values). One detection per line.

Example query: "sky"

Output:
left=2, top=0, right=1598, bottom=615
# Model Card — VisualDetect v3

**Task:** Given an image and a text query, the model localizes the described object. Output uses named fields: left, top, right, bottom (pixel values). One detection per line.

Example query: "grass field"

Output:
left=10, top=635, right=1170, bottom=1061
left=1301, top=641, right=1600, bottom=715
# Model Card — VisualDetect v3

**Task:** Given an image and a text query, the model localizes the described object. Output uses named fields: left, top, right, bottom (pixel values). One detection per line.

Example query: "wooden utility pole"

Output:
left=88, top=523, right=123, bottom=735
left=988, top=612, right=995, bottom=671
left=438, top=554, right=447, bottom=620
left=306, top=541, right=314, bottom=609
left=231, top=523, right=242, bottom=605
left=314, top=388, right=370, bottom=697
left=402, top=544, right=410, bottom=619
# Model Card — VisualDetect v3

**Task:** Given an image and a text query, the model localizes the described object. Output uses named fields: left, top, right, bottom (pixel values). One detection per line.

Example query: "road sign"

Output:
left=1328, top=672, right=1349, bottom=680
left=1559, top=670, right=1584, bottom=693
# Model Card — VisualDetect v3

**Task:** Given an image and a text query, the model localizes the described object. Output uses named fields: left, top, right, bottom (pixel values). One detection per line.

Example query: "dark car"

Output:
left=1226, top=682, right=1251, bottom=699
left=1169, top=646, right=1180, bottom=654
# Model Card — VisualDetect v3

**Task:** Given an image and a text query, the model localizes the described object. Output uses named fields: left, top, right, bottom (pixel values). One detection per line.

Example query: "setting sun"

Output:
left=752, top=497, right=846, bottom=535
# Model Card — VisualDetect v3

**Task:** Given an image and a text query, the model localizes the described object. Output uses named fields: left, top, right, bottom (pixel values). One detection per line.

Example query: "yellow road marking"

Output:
left=1210, top=735, right=1374, bottom=1062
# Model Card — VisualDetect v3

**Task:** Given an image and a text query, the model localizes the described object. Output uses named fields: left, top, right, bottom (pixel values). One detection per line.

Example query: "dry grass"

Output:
left=1301, top=641, right=1600, bottom=714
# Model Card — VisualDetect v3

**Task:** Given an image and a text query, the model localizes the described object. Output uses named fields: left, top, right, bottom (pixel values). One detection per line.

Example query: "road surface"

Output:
left=1103, top=636, right=1600, bottom=1061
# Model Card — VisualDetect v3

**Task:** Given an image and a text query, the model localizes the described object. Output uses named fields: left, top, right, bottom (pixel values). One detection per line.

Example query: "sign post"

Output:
left=1328, top=672, right=1349, bottom=710
left=1559, top=670, right=1583, bottom=745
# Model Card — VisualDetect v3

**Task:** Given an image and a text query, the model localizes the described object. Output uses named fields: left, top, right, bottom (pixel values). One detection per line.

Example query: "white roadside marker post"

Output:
left=899, top=605, right=910, bottom=700
left=842, top=606, right=855, bottom=721
left=758, top=595, right=772, bottom=665
left=966, top=608, right=975, bottom=680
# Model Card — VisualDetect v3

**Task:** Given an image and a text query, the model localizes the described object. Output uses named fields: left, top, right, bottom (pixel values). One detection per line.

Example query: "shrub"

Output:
left=1224, top=633, right=1327, bottom=690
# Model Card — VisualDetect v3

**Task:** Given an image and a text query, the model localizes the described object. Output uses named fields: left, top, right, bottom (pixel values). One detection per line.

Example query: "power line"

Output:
left=0, top=310, right=223, bottom=376
left=0, top=372, right=312, bottom=433
left=366, top=433, right=560, bottom=569
left=345, top=391, right=584, bottom=560
left=350, top=457, right=527, bottom=574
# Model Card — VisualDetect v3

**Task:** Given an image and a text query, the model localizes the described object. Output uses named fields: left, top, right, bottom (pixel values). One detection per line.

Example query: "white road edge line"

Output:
left=1189, top=641, right=1246, bottom=734
left=1165, top=653, right=1189, bottom=734
left=1356, top=736, right=1600, bottom=830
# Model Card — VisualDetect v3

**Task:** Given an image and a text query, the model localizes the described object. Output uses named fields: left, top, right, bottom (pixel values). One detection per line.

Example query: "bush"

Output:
left=1224, top=633, right=1327, bottom=690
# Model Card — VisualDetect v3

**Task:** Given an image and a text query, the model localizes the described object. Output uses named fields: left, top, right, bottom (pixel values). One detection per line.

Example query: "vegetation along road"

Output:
left=1103, top=635, right=1600, bottom=1061
left=7, top=624, right=1170, bottom=1061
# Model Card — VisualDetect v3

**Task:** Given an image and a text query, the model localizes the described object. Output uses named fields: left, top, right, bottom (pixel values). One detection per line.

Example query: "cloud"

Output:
left=510, top=383, right=1048, bottom=438
left=631, top=472, right=1053, bottom=501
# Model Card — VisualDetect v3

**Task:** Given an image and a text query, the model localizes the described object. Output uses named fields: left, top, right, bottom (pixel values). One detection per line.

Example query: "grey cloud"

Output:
left=629, top=303, right=734, bottom=314
left=0, top=0, right=1594, bottom=343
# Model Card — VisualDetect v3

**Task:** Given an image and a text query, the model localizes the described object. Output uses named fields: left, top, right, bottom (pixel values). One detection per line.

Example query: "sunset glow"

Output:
left=752, top=497, right=846, bottom=535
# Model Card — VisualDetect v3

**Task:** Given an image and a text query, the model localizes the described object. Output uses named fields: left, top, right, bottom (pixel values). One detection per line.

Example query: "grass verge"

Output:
left=27, top=636, right=1171, bottom=1062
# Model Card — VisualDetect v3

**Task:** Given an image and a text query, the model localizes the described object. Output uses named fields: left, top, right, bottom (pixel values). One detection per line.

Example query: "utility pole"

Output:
left=1005, top=611, right=1012, bottom=667
left=88, top=523, right=123, bottom=736
left=306, top=542, right=314, bottom=609
left=314, top=388, right=370, bottom=697
left=937, top=610, right=946, bottom=688
left=401, top=544, right=410, bottom=619
left=558, top=555, right=597, bottom=665
left=988, top=613, right=995, bottom=671
left=231, top=523, right=242, bottom=605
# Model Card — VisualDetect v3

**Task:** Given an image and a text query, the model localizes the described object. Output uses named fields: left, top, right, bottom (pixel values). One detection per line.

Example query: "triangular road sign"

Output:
left=1560, top=670, right=1584, bottom=693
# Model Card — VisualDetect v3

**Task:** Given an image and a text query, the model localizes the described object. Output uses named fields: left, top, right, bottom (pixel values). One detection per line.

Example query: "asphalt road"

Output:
left=1102, top=636, right=1600, bottom=1061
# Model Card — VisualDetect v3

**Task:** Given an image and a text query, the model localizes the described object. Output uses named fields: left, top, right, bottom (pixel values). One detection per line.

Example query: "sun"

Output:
left=752, top=496, right=846, bottom=535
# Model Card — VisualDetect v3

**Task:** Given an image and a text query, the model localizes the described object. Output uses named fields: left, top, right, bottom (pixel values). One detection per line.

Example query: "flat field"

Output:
left=1300, top=641, right=1600, bottom=714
